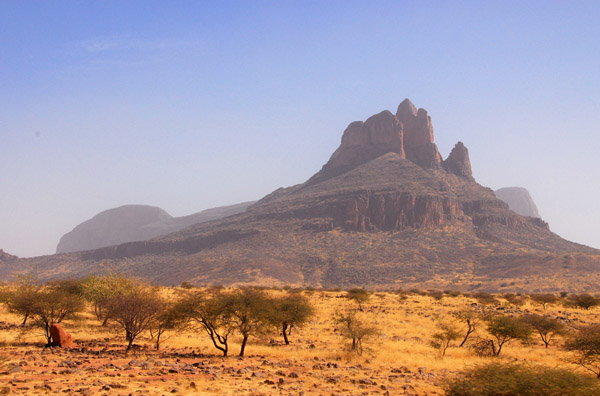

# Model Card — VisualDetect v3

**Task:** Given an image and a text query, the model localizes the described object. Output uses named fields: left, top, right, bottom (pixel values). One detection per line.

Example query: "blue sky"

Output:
left=1, top=1, right=599, bottom=257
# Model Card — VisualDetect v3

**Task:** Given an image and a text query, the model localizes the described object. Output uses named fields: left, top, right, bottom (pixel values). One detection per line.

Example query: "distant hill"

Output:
left=4, top=99, right=599, bottom=292
left=495, top=187, right=541, bottom=218
left=56, top=202, right=255, bottom=253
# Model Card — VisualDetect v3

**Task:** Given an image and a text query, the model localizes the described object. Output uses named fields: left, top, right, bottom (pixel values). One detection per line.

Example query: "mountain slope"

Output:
left=4, top=99, right=599, bottom=292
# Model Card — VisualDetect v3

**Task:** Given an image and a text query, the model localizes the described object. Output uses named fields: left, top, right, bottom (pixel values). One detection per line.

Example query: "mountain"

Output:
left=0, top=249, right=18, bottom=262
left=3, top=99, right=599, bottom=292
left=57, top=202, right=255, bottom=253
left=495, top=187, right=541, bottom=218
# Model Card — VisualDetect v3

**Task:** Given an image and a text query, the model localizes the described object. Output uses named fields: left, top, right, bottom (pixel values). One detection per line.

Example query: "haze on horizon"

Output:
left=1, top=1, right=599, bottom=258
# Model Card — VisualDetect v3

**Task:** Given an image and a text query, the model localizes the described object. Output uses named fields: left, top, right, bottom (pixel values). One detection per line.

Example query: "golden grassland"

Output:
left=1, top=289, right=600, bottom=395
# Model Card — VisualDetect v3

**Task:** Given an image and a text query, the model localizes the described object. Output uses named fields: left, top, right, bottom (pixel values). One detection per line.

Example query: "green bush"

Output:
left=445, top=362, right=600, bottom=396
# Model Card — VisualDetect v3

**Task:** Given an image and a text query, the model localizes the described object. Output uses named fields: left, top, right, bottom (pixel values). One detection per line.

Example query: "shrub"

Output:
left=445, top=362, right=600, bottom=396
left=565, top=324, right=600, bottom=378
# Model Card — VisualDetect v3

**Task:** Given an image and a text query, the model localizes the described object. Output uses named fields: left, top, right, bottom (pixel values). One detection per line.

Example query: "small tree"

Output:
left=345, top=288, right=370, bottom=311
left=269, top=293, right=314, bottom=344
left=1, top=275, right=41, bottom=325
left=335, top=311, right=378, bottom=354
left=531, top=293, right=558, bottom=310
left=226, top=288, right=274, bottom=356
left=453, top=308, right=480, bottom=347
left=431, top=322, right=461, bottom=356
left=103, top=284, right=162, bottom=352
left=29, top=288, right=85, bottom=345
left=80, top=273, right=140, bottom=325
left=179, top=291, right=234, bottom=357
left=523, top=314, right=565, bottom=348
left=485, top=315, right=532, bottom=356
left=149, top=300, right=187, bottom=350
left=568, top=294, right=600, bottom=311
left=565, top=324, right=600, bottom=378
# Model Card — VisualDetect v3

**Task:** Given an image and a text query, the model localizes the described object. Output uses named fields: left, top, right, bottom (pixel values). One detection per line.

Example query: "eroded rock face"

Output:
left=396, top=100, right=442, bottom=168
left=49, top=323, right=74, bottom=348
left=443, top=141, right=473, bottom=180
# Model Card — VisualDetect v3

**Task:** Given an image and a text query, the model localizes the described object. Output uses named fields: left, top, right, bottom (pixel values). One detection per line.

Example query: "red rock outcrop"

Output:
left=443, top=141, right=473, bottom=180
left=49, top=323, right=74, bottom=348
left=396, top=99, right=442, bottom=168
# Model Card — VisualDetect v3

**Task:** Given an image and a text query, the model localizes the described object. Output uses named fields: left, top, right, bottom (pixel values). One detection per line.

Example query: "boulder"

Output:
left=49, top=323, right=74, bottom=348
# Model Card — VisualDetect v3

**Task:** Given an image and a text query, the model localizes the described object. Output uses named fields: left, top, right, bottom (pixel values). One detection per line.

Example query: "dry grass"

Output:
left=0, top=288, right=599, bottom=395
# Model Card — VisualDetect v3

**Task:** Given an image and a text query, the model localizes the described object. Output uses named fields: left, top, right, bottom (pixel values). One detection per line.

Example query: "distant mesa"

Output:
left=0, top=249, right=18, bottom=262
left=495, top=187, right=541, bottom=218
left=56, top=202, right=255, bottom=253
left=6, top=99, right=599, bottom=292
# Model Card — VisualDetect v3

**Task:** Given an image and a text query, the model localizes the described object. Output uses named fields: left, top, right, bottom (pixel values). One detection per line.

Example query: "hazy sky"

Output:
left=1, top=1, right=599, bottom=257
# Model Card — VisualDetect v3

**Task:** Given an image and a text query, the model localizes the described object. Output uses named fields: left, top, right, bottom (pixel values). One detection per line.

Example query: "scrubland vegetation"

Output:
left=1, top=276, right=600, bottom=395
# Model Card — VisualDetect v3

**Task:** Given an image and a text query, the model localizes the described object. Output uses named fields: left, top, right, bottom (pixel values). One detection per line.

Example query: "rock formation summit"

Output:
left=5, top=99, right=600, bottom=292
left=495, top=187, right=541, bottom=218
left=308, top=99, right=459, bottom=184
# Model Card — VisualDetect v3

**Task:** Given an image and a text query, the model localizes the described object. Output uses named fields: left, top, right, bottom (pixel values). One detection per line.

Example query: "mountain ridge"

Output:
left=3, top=99, right=599, bottom=292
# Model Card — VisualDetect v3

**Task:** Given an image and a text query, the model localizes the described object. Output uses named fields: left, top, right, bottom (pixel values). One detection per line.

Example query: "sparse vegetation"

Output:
left=445, top=362, right=600, bottom=396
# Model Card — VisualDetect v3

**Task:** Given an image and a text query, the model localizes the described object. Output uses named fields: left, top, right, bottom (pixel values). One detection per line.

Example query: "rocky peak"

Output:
left=0, top=249, right=17, bottom=261
left=443, top=141, right=473, bottom=180
left=307, top=99, right=472, bottom=185
left=396, top=99, right=441, bottom=168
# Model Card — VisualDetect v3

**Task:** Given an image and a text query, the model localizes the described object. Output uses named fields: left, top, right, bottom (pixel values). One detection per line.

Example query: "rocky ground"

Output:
left=0, top=341, right=444, bottom=395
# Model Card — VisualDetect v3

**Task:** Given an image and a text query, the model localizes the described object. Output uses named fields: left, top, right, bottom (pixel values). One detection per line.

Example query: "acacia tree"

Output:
left=565, top=324, right=600, bottom=378
left=569, top=294, right=600, bottom=311
left=431, top=322, right=461, bottom=356
left=149, top=300, right=188, bottom=350
left=103, top=284, right=162, bottom=352
left=453, top=308, right=480, bottom=347
left=523, top=314, right=565, bottom=348
left=179, top=291, right=234, bottom=356
left=485, top=315, right=532, bottom=356
left=269, top=293, right=314, bottom=344
left=30, top=288, right=85, bottom=345
left=346, top=288, right=370, bottom=311
left=335, top=311, right=378, bottom=354
left=1, top=275, right=41, bottom=325
left=530, top=293, right=558, bottom=310
left=226, top=288, right=273, bottom=356
left=80, top=273, right=140, bottom=325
